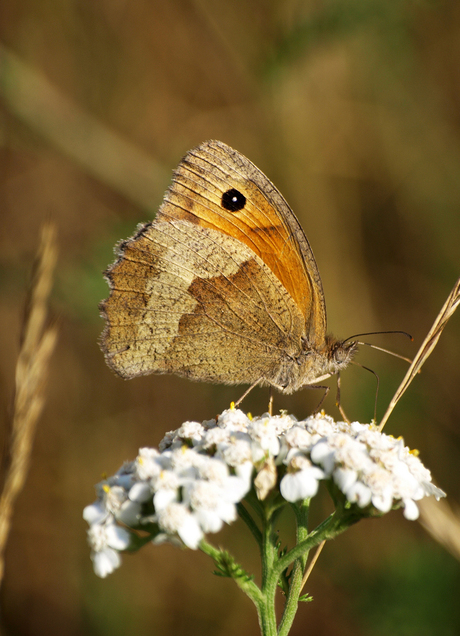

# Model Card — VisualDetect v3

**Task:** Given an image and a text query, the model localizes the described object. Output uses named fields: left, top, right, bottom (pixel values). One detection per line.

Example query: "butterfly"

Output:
left=100, top=140, right=357, bottom=396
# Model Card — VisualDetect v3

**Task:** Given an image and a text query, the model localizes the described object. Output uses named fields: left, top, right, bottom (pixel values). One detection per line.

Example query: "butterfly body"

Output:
left=100, top=140, right=357, bottom=393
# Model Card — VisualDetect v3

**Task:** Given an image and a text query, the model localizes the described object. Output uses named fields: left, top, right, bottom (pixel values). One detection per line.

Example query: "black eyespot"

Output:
left=221, top=188, right=246, bottom=212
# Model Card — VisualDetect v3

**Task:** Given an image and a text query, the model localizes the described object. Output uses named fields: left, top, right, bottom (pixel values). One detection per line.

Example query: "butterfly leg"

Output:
left=268, top=387, right=273, bottom=416
left=234, top=378, right=264, bottom=408
left=308, top=384, right=330, bottom=414
left=335, top=373, right=351, bottom=423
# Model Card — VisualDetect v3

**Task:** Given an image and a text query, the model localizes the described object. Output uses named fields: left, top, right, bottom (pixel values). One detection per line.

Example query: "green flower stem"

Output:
left=269, top=509, right=359, bottom=635
left=277, top=559, right=304, bottom=636
left=244, top=489, right=268, bottom=522
left=276, top=500, right=312, bottom=635
left=201, top=505, right=360, bottom=635
left=293, top=499, right=310, bottom=569
left=200, top=539, right=271, bottom=632
left=276, top=508, right=359, bottom=578
left=260, top=510, right=278, bottom=635
left=261, top=508, right=276, bottom=585
left=237, top=502, right=262, bottom=547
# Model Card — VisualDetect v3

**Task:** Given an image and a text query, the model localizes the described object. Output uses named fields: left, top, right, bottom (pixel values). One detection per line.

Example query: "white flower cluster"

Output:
left=84, top=409, right=445, bottom=577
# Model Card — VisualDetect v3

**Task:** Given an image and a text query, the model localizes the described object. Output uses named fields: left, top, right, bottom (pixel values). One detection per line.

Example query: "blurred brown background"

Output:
left=1, top=1, right=460, bottom=635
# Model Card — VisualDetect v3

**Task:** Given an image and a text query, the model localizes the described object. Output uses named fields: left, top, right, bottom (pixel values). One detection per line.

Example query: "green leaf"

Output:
left=212, top=549, right=254, bottom=583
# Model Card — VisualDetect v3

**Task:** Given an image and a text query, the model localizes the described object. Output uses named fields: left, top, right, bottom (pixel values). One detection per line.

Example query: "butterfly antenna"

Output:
left=343, top=330, right=413, bottom=364
left=343, top=330, right=413, bottom=345
left=355, top=342, right=412, bottom=364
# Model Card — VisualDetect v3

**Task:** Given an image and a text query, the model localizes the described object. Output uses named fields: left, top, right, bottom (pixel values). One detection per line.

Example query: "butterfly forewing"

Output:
left=100, top=140, right=350, bottom=393
left=162, top=141, right=327, bottom=338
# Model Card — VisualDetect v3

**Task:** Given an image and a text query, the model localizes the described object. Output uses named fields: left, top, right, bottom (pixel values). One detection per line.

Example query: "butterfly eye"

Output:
left=333, top=344, right=352, bottom=364
left=221, top=188, right=246, bottom=212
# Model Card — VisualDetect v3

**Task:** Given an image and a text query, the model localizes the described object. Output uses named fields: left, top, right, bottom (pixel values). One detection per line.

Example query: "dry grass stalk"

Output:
left=0, top=223, right=58, bottom=585
left=300, top=540, right=326, bottom=593
left=379, top=276, right=460, bottom=431
left=0, top=43, right=167, bottom=208
left=418, top=498, right=460, bottom=562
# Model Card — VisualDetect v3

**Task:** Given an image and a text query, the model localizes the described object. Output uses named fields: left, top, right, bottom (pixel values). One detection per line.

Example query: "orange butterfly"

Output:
left=100, top=140, right=356, bottom=395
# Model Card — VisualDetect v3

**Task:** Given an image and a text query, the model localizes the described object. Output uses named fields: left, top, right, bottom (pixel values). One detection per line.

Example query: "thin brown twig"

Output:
left=0, top=223, right=58, bottom=586
left=378, top=276, right=460, bottom=431
left=299, top=540, right=326, bottom=594
left=418, top=498, right=460, bottom=562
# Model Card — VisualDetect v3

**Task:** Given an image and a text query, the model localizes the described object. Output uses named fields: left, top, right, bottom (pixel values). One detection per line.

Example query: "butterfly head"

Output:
left=272, top=336, right=357, bottom=394
left=323, top=335, right=358, bottom=372
left=304, top=334, right=358, bottom=383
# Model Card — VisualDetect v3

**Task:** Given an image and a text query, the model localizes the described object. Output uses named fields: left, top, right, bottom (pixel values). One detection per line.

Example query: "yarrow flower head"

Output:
left=84, top=408, right=445, bottom=577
